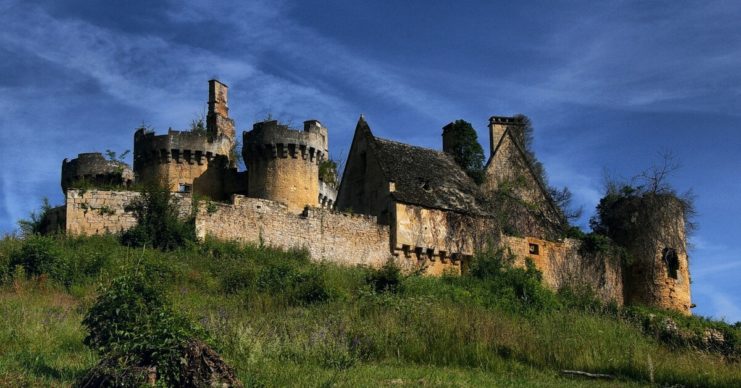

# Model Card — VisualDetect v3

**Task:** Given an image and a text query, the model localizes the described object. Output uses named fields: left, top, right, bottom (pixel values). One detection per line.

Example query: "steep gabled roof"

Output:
left=361, top=120, right=486, bottom=215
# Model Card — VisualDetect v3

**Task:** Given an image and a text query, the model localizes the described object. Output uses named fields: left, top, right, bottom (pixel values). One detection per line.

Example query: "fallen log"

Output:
left=561, top=370, right=615, bottom=379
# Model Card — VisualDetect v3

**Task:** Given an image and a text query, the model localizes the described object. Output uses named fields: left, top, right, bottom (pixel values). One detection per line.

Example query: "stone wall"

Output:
left=502, top=236, right=624, bottom=305
left=64, top=190, right=192, bottom=235
left=391, top=203, right=481, bottom=275
left=65, top=190, right=140, bottom=235
left=196, top=196, right=391, bottom=267
left=62, top=190, right=625, bottom=306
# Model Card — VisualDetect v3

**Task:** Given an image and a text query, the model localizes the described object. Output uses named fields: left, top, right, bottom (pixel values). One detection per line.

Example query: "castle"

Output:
left=52, top=80, right=692, bottom=315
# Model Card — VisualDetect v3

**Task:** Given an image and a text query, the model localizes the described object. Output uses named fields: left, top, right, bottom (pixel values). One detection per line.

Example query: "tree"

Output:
left=444, top=119, right=486, bottom=184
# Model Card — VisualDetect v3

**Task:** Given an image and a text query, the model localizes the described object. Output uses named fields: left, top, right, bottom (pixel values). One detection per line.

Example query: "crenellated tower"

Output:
left=243, top=119, right=329, bottom=212
left=133, top=80, right=237, bottom=199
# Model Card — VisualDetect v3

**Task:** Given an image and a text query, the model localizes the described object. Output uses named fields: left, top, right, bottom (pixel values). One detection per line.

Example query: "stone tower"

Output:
left=606, top=194, right=692, bottom=314
left=61, top=152, right=134, bottom=193
left=133, top=80, right=236, bottom=199
left=243, top=119, right=329, bottom=212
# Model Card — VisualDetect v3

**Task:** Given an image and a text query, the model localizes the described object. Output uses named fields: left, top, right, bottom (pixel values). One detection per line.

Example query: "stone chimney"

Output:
left=488, top=116, right=522, bottom=156
left=207, top=79, right=235, bottom=139
left=441, top=122, right=457, bottom=155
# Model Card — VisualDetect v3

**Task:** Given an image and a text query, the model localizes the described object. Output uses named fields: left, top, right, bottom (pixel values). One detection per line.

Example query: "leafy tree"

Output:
left=319, top=159, right=339, bottom=187
left=444, top=119, right=486, bottom=184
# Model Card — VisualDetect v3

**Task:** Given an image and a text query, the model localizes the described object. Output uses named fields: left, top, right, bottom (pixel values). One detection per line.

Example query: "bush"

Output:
left=82, top=271, right=206, bottom=385
left=365, top=261, right=404, bottom=293
left=120, top=185, right=196, bottom=250
left=468, top=250, right=558, bottom=312
left=8, top=235, right=61, bottom=279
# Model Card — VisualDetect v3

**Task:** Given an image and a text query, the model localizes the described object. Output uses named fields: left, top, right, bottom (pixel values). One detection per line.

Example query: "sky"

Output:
left=0, top=0, right=739, bottom=322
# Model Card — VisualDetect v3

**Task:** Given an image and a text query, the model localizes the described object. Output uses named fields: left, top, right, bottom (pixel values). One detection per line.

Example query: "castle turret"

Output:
left=243, top=119, right=329, bottom=212
left=133, top=80, right=237, bottom=199
left=603, top=194, right=692, bottom=314
left=61, top=152, right=134, bottom=193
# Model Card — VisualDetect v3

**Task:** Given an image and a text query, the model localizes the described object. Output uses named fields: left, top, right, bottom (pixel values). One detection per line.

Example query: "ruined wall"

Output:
left=64, top=190, right=191, bottom=236
left=607, top=196, right=692, bottom=314
left=196, top=196, right=390, bottom=267
left=61, top=153, right=134, bottom=193
left=501, top=236, right=625, bottom=305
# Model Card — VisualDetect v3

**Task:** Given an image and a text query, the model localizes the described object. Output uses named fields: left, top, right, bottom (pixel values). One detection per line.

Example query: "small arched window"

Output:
left=662, top=248, right=679, bottom=279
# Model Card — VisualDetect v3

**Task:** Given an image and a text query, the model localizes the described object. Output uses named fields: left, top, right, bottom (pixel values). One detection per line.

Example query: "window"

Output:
left=178, top=183, right=192, bottom=193
left=663, top=248, right=679, bottom=279
left=529, top=243, right=539, bottom=255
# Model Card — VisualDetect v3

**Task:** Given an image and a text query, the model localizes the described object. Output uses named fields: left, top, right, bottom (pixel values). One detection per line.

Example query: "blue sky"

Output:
left=0, top=1, right=739, bottom=322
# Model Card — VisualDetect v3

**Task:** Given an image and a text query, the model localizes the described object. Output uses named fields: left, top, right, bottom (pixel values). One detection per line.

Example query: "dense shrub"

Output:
left=120, top=185, right=196, bottom=250
left=82, top=271, right=207, bottom=386
left=8, top=235, right=61, bottom=279
left=365, top=261, right=404, bottom=293
left=468, top=249, right=558, bottom=312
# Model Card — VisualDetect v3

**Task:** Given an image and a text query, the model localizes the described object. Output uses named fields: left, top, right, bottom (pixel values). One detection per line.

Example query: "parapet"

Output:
left=61, top=152, right=134, bottom=193
left=133, top=127, right=233, bottom=171
left=489, top=116, right=525, bottom=126
left=242, top=120, right=328, bottom=164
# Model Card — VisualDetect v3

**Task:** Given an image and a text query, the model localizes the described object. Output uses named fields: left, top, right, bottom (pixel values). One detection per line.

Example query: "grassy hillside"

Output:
left=0, top=235, right=739, bottom=387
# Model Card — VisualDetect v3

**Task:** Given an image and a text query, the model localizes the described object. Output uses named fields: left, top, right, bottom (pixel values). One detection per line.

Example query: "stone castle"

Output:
left=52, top=80, right=692, bottom=315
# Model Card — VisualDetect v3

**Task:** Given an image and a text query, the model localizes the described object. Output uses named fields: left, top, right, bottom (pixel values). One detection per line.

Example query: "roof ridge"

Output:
left=373, top=136, right=450, bottom=157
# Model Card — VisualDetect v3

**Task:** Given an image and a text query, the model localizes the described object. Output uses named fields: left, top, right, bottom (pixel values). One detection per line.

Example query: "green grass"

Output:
left=0, top=235, right=739, bottom=387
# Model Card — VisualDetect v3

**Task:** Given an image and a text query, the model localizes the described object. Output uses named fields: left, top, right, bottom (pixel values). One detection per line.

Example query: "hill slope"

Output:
left=0, top=235, right=738, bottom=387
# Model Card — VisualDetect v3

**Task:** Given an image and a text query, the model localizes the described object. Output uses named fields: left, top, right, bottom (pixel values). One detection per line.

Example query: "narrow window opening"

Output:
left=178, top=183, right=192, bottom=193
left=663, top=248, right=679, bottom=279
left=529, top=243, right=539, bottom=255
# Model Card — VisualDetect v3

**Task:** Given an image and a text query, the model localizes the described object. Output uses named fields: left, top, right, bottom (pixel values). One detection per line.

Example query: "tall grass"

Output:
left=0, top=235, right=738, bottom=387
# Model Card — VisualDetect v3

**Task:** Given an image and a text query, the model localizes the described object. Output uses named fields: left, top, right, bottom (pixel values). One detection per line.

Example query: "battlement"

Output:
left=243, top=120, right=327, bottom=164
left=61, top=152, right=134, bottom=193
left=133, top=128, right=232, bottom=169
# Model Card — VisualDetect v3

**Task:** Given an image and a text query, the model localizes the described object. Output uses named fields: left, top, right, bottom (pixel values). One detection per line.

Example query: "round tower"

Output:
left=133, top=128, right=233, bottom=199
left=61, top=152, right=134, bottom=193
left=243, top=119, right=328, bottom=212
left=133, top=80, right=236, bottom=199
left=605, top=194, right=692, bottom=314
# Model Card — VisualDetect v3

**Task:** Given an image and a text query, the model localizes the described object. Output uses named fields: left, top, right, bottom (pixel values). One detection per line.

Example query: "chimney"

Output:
left=441, top=122, right=457, bottom=155
left=208, top=79, right=229, bottom=117
left=206, top=79, right=235, bottom=140
left=488, top=116, right=521, bottom=156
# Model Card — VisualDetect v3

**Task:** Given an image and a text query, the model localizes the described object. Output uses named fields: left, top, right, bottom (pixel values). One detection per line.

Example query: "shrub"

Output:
left=468, top=248, right=510, bottom=280
left=82, top=270, right=206, bottom=386
left=365, top=261, right=404, bottom=293
left=291, top=268, right=331, bottom=305
left=120, top=185, right=196, bottom=250
left=8, top=235, right=61, bottom=279
left=468, top=249, right=558, bottom=312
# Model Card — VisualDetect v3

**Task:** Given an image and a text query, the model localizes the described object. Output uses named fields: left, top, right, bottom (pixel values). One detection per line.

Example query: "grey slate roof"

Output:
left=369, top=136, right=487, bottom=215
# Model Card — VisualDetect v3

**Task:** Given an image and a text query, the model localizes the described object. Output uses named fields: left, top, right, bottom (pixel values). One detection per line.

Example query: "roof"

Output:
left=369, top=135, right=487, bottom=215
